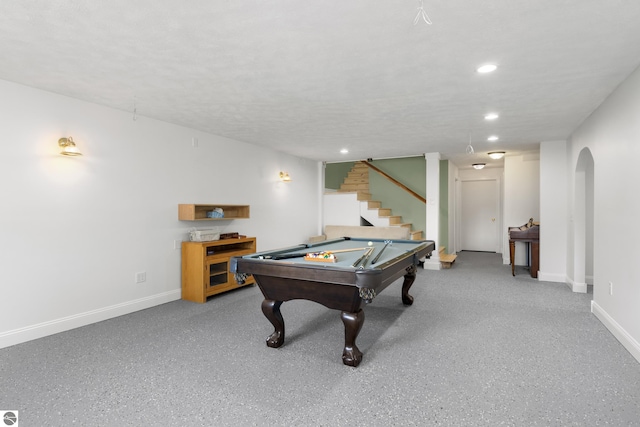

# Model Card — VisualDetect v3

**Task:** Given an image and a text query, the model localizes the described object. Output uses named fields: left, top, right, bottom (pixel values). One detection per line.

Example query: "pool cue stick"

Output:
left=264, top=247, right=368, bottom=260
left=261, top=253, right=307, bottom=260
left=352, top=247, right=374, bottom=268
left=371, top=241, right=391, bottom=264
left=325, top=247, right=368, bottom=254
left=359, top=247, right=376, bottom=268
left=351, top=247, right=372, bottom=267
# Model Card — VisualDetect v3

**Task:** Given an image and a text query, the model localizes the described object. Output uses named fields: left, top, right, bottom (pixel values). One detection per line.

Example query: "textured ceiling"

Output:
left=2, top=1, right=640, bottom=168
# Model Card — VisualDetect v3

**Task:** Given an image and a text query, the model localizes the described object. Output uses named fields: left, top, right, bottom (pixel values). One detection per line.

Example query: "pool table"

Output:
left=231, top=237, right=435, bottom=367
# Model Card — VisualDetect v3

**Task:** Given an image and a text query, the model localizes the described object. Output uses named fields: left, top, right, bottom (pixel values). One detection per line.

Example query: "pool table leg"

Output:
left=509, top=240, right=516, bottom=276
left=401, top=264, right=417, bottom=306
left=341, top=309, right=364, bottom=367
left=261, top=299, right=285, bottom=348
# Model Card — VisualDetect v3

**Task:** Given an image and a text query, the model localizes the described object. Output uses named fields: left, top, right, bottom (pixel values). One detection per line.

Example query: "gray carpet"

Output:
left=1, top=251, right=639, bottom=426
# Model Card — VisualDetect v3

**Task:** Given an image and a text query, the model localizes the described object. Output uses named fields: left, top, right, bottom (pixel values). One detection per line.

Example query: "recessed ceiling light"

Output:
left=487, top=135, right=499, bottom=142
left=340, top=148, right=349, bottom=154
left=484, top=113, right=499, bottom=120
left=477, top=64, right=497, bottom=73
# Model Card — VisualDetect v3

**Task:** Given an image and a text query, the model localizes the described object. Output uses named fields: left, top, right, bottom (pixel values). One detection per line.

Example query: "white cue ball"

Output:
left=368, top=241, right=373, bottom=246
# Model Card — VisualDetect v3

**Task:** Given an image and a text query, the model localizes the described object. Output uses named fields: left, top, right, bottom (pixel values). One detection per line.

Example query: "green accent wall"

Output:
left=325, top=157, right=450, bottom=249
left=326, top=157, right=426, bottom=235
left=325, top=162, right=354, bottom=190
left=368, top=158, right=426, bottom=234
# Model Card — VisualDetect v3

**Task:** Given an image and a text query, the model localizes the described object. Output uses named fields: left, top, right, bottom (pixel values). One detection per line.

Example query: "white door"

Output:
left=461, top=180, right=499, bottom=252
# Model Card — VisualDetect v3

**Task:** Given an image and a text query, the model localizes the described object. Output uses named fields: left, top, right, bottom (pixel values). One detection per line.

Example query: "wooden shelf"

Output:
left=181, top=237, right=257, bottom=303
left=178, top=204, right=250, bottom=221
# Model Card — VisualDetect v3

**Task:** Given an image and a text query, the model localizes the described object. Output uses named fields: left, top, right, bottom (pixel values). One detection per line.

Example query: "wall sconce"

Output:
left=488, top=151, right=505, bottom=160
left=472, top=163, right=486, bottom=170
left=58, top=137, right=82, bottom=156
left=279, top=171, right=291, bottom=182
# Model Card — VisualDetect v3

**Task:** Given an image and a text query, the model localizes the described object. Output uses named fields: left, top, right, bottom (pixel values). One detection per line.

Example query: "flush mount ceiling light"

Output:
left=487, top=135, right=499, bottom=142
left=472, top=163, right=486, bottom=170
left=340, top=148, right=349, bottom=154
left=477, top=64, right=497, bottom=73
left=488, top=151, right=505, bottom=160
left=484, top=113, right=499, bottom=121
left=58, top=137, right=82, bottom=156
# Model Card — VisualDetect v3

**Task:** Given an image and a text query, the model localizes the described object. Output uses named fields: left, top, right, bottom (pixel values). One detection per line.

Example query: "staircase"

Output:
left=439, top=246, right=457, bottom=268
left=338, top=162, right=424, bottom=240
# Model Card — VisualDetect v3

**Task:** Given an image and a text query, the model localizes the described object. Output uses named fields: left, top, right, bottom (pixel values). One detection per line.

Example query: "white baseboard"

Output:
left=591, top=300, right=640, bottom=364
left=0, top=290, right=181, bottom=349
left=422, top=257, right=442, bottom=270
left=537, top=271, right=567, bottom=283
left=566, top=276, right=587, bottom=293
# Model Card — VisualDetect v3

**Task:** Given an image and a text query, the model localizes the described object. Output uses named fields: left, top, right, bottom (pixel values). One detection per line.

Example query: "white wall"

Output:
left=323, top=192, right=361, bottom=226
left=0, top=80, right=320, bottom=348
left=447, top=160, right=457, bottom=253
left=538, top=141, right=568, bottom=282
left=424, top=153, right=440, bottom=269
left=503, top=155, right=540, bottom=265
left=568, top=65, right=640, bottom=362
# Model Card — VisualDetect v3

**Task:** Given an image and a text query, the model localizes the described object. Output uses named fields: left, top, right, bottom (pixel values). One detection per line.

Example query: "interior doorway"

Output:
left=460, top=179, right=500, bottom=252
left=573, top=148, right=595, bottom=293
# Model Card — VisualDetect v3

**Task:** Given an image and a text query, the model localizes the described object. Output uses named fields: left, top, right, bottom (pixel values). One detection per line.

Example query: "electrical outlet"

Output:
left=609, top=281, right=613, bottom=296
left=135, top=272, right=146, bottom=284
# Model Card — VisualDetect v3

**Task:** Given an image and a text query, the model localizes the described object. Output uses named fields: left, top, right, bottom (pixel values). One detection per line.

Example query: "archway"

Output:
left=573, top=148, right=594, bottom=293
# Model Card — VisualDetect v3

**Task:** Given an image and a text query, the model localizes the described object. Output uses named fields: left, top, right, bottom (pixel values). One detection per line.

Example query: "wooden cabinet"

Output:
left=178, top=204, right=250, bottom=221
left=181, top=237, right=256, bottom=303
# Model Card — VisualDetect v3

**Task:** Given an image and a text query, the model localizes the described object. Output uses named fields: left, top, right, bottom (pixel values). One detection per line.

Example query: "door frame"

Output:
left=454, top=176, right=503, bottom=254
left=572, top=147, right=595, bottom=293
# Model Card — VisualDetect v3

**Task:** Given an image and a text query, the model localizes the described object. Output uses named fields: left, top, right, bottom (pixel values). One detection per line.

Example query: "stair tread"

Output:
left=341, top=162, right=420, bottom=238
left=440, top=253, right=457, bottom=269
left=410, top=231, right=423, bottom=240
